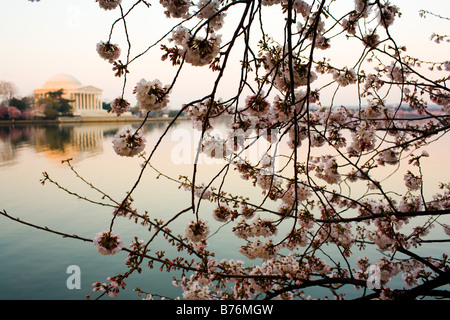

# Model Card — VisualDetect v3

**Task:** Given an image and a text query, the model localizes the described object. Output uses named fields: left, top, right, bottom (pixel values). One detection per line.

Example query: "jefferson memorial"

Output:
left=34, top=74, right=108, bottom=117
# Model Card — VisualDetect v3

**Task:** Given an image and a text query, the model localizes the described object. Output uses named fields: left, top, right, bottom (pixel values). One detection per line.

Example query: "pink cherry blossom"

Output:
left=93, top=231, right=123, bottom=255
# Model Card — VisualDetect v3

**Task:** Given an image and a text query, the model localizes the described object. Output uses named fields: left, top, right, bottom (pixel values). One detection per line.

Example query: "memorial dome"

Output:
left=34, top=73, right=107, bottom=117
left=42, top=74, right=82, bottom=90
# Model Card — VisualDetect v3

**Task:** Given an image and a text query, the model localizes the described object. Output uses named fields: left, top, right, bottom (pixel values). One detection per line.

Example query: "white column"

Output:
left=70, top=93, right=75, bottom=114
left=74, top=93, right=78, bottom=114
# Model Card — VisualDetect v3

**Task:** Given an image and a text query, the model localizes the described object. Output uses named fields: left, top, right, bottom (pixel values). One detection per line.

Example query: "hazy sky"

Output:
left=1, top=0, right=449, bottom=108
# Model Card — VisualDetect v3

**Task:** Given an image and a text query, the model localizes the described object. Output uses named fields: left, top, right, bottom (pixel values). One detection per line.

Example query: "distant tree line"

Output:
left=0, top=80, right=33, bottom=120
left=0, top=80, right=75, bottom=120
left=103, top=100, right=185, bottom=118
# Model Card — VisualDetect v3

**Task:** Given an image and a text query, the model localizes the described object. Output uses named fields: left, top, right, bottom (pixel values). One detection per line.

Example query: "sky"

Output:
left=0, top=0, right=449, bottom=108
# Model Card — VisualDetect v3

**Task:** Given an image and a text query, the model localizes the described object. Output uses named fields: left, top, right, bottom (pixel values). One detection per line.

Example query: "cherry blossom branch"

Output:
left=25, top=0, right=450, bottom=300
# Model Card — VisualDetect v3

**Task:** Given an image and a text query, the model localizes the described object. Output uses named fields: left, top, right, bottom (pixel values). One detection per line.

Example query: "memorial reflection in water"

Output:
left=0, top=122, right=183, bottom=300
left=0, top=120, right=448, bottom=300
left=0, top=123, right=131, bottom=162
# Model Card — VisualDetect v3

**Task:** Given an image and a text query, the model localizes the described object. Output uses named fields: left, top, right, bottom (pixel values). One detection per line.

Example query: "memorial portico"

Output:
left=34, top=74, right=104, bottom=117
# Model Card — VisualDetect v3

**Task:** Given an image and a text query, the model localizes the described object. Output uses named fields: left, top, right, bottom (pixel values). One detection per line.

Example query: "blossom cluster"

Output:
left=233, top=217, right=278, bottom=239
left=332, top=68, right=358, bottom=87
left=196, top=0, right=226, bottom=31
left=174, top=253, right=335, bottom=299
left=185, top=219, right=210, bottom=243
left=201, top=132, right=229, bottom=160
left=92, top=277, right=126, bottom=298
left=109, top=97, right=130, bottom=116
left=96, top=41, right=121, bottom=62
left=262, top=48, right=318, bottom=91
left=185, top=98, right=226, bottom=130
left=80, top=0, right=450, bottom=301
left=159, top=0, right=226, bottom=32
left=96, top=0, right=122, bottom=11
left=309, top=155, right=341, bottom=185
left=341, top=0, right=400, bottom=38
left=112, top=126, right=146, bottom=157
left=404, top=170, right=422, bottom=191
left=238, top=238, right=279, bottom=260
left=160, top=0, right=191, bottom=19
left=281, top=182, right=312, bottom=207
left=170, top=26, right=222, bottom=67
left=133, top=79, right=170, bottom=112
left=93, top=231, right=123, bottom=255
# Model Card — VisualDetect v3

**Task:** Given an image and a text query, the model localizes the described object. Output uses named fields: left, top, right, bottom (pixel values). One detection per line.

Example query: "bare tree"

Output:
left=0, top=81, right=18, bottom=105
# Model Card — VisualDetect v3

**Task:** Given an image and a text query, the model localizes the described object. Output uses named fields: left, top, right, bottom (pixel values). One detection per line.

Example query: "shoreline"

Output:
left=0, top=116, right=189, bottom=126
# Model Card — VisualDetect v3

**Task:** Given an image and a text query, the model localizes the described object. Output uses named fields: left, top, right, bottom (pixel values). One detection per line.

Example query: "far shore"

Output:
left=0, top=115, right=189, bottom=125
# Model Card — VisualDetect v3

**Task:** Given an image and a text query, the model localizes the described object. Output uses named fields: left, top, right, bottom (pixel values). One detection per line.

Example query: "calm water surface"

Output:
left=0, top=121, right=448, bottom=300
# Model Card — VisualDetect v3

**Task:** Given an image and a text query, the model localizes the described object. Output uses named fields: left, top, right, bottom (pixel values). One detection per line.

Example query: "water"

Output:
left=0, top=121, right=193, bottom=300
left=0, top=120, right=448, bottom=300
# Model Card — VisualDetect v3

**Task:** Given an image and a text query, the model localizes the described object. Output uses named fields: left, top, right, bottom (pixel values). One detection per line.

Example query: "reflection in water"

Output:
left=0, top=123, right=152, bottom=163
left=0, top=120, right=448, bottom=300
left=0, top=124, right=105, bottom=163
left=0, top=121, right=188, bottom=165
left=0, top=126, right=33, bottom=164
